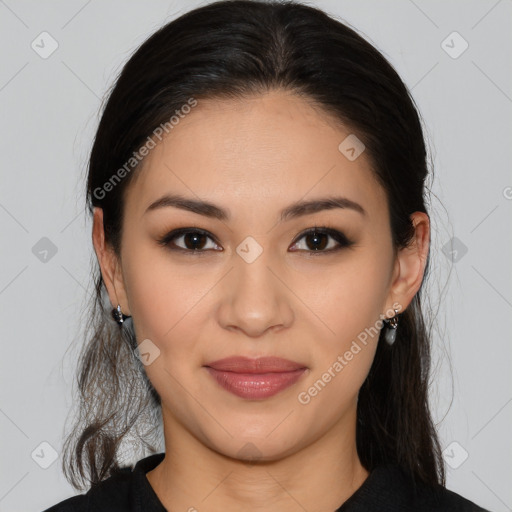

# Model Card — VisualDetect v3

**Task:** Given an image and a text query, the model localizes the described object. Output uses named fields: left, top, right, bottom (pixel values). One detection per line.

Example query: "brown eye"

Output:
left=181, top=231, right=208, bottom=250
left=290, top=228, right=353, bottom=254
left=303, top=231, right=329, bottom=250
left=158, top=228, right=222, bottom=253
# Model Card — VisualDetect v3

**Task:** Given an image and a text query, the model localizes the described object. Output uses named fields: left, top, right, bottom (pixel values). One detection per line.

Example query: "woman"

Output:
left=43, top=0, right=490, bottom=510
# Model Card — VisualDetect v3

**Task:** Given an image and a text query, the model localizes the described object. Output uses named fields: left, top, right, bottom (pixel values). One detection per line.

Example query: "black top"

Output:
left=42, top=452, right=491, bottom=512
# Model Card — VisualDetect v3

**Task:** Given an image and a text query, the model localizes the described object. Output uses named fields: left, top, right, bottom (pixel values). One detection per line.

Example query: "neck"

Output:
left=146, top=407, right=369, bottom=512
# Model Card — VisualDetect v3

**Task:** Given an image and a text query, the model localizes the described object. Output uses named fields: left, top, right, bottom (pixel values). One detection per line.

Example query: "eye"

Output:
left=157, top=228, right=222, bottom=253
left=289, top=227, right=353, bottom=254
left=157, top=226, right=353, bottom=255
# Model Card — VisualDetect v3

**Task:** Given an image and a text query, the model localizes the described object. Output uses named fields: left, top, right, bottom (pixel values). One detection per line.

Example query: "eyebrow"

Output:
left=144, top=193, right=366, bottom=221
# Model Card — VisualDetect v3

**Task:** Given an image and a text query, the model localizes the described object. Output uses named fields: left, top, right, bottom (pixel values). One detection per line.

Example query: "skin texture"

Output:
left=92, top=89, right=429, bottom=512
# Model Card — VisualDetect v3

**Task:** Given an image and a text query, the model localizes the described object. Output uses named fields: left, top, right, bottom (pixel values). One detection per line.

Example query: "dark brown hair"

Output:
left=62, top=0, right=445, bottom=490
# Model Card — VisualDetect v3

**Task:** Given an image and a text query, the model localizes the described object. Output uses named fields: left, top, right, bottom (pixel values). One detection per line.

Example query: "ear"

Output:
left=92, top=207, right=131, bottom=316
left=386, top=212, right=430, bottom=315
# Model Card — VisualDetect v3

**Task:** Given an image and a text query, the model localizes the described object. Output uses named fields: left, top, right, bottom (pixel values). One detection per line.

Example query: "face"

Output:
left=96, top=89, right=415, bottom=462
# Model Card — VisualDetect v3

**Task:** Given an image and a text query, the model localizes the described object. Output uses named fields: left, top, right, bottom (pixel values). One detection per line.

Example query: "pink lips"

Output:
left=204, top=356, right=307, bottom=399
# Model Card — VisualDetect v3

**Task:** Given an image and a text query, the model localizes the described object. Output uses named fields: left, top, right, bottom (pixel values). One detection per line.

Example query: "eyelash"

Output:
left=157, top=226, right=354, bottom=256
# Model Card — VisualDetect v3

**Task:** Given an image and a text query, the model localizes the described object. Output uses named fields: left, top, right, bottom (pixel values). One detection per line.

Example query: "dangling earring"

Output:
left=112, top=304, right=126, bottom=326
left=383, top=308, right=399, bottom=345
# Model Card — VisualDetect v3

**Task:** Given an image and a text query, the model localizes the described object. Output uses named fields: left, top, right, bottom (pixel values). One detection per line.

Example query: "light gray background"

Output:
left=0, top=1, right=511, bottom=511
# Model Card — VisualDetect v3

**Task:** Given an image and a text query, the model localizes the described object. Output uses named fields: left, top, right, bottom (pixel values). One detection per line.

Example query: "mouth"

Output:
left=203, top=356, right=308, bottom=400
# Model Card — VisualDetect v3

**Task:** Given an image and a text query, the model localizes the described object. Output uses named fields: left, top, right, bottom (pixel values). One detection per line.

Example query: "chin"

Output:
left=201, top=426, right=305, bottom=464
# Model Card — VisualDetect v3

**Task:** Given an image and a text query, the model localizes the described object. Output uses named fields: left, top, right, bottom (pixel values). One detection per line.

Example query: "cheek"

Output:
left=121, top=249, right=207, bottom=401
left=294, top=269, right=385, bottom=423
left=297, top=244, right=392, bottom=400
left=121, top=242, right=194, bottom=343
left=314, top=251, right=392, bottom=341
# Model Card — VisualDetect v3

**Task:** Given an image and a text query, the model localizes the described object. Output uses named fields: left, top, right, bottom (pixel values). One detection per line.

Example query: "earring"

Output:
left=112, top=304, right=127, bottom=326
left=383, top=308, right=399, bottom=345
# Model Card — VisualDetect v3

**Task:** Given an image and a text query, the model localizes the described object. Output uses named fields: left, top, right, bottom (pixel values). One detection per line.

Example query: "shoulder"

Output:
left=344, top=463, right=491, bottom=512
left=41, top=452, right=166, bottom=512
left=41, top=467, right=133, bottom=512
left=426, top=485, right=490, bottom=512
left=387, top=464, right=490, bottom=512
left=413, top=482, right=490, bottom=511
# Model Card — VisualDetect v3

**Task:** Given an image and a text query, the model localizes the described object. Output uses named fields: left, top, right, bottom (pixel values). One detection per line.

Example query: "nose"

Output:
left=216, top=251, right=295, bottom=338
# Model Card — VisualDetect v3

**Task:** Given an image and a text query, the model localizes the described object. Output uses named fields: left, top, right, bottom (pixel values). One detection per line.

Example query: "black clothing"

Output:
left=43, top=452, right=490, bottom=511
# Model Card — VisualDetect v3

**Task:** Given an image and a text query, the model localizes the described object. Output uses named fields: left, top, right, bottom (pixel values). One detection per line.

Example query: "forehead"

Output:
left=124, top=90, right=386, bottom=221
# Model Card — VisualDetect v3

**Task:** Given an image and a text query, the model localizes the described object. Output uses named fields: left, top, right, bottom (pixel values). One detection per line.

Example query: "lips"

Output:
left=205, top=356, right=306, bottom=373
left=204, top=356, right=308, bottom=399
